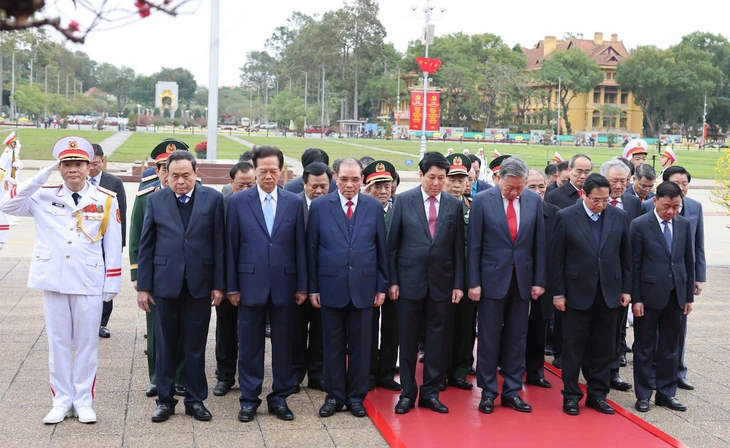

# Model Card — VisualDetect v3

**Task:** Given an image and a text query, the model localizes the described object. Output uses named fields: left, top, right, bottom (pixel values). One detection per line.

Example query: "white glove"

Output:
left=33, top=161, right=60, bottom=185
left=12, top=160, right=23, bottom=170
left=103, top=293, right=117, bottom=302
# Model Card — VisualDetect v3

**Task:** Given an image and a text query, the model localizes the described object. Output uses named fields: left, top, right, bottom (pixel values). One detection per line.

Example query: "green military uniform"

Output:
left=137, top=139, right=190, bottom=191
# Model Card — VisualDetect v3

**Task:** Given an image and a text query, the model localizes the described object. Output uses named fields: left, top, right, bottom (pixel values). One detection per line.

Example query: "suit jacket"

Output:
left=642, top=196, right=706, bottom=282
left=545, top=181, right=559, bottom=195
left=137, top=186, right=225, bottom=299
left=100, top=170, right=127, bottom=247
left=306, top=192, right=389, bottom=309
left=226, top=186, right=307, bottom=307
left=298, top=191, right=310, bottom=228
left=284, top=176, right=337, bottom=195
left=538, top=202, right=560, bottom=316
left=552, top=202, right=632, bottom=310
left=546, top=181, right=581, bottom=210
left=619, top=192, right=642, bottom=222
left=630, top=212, right=695, bottom=310
left=475, top=180, right=491, bottom=195
left=467, top=188, right=547, bottom=300
left=626, top=183, right=655, bottom=201
left=387, top=186, right=465, bottom=301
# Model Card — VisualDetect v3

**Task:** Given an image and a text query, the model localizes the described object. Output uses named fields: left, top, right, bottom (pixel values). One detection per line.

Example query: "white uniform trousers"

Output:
left=43, top=291, right=103, bottom=409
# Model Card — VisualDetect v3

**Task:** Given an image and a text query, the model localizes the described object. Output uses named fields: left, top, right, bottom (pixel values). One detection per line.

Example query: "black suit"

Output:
left=388, top=187, right=465, bottom=401
left=284, top=176, right=337, bottom=195
left=97, top=171, right=127, bottom=328
left=631, top=212, right=694, bottom=400
left=546, top=181, right=581, bottom=210
left=552, top=202, right=632, bottom=402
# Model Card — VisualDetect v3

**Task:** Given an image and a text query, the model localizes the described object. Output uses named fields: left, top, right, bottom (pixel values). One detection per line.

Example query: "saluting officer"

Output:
left=0, top=137, right=122, bottom=425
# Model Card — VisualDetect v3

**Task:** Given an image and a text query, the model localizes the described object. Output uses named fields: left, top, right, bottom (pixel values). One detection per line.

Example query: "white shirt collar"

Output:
left=654, top=209, right=671, bottom=225
left=582, top=200, right=601, bottom=218
left=421, top=188, right=440, bottom=203
left=501, top=194, right=520, bottom=202
left=175, top=184, right=195, bottom=199
left=257, top=185, right=278, bottom=203
left=64, top=182, right=90, bottom=198
left=612, top=195, right=623, bottom=203
left=305, top=195, right=312, bottom=208
left=338, top=190, right=358, bottom=207
left=90, top=172, right=102, bottom=185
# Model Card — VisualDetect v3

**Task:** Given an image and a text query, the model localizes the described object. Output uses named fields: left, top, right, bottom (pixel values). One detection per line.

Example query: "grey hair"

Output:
left=336, top=157, right=362, bottom=175
left=569, top=153, right=593, bottom=170
left=166, top=150, right=196, bottom=171
left=635, top=163, right=656, bottom=181
left=499, top=157, right=528, bottom=179
left=528, top=168, right=546, bottom=180
left=600, top=157, right=631, bottom=177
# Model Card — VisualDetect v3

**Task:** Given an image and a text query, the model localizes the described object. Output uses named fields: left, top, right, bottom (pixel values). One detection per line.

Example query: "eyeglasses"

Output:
left=587, top=196, right=610, bottom=204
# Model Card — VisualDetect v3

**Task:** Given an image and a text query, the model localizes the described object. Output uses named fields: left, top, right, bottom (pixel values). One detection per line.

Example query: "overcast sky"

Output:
left=51, top=0, right=729, bottom=88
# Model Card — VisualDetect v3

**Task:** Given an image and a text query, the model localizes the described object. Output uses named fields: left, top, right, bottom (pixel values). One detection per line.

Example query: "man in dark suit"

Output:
left=307, top=158, right=389, bottom=418
left=221, top=151, right=254, bottom=201
left=468, top=158, right=547, bottom=414
left=545, top=161, right=569, bottom=195
left=626, top=164, right=656, bottom=201
left=552, top=173, right=632, bottom=416
left=631, top=181, right=695, bottom=413
left=137, top=150, right=226, bottom=423
left=291, top=161, right=331, bottom=393
left=221, top=162, right=255, bottom=214
left=524, top=169, right=559, bottom=388
left=642, top=166, right=705, bottom=391
left=88, top=143, right=127, bottom=339
left=467, top=154, right=490, bottom=195
left=283, top=147, right=336, bottom=194
left=226, top=146, right=308, bottom=423
left=388, top=152, right=465, bottom=415
left=601, top=158, right=643, bottom=391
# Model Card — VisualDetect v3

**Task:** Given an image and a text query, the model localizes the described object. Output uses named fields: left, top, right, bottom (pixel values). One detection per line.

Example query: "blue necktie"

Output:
left=662, top=220, right=672, bottom=252
left=89, top=177, right=97, bottom=186
left=179, top=195, right=188, bottom=204
left=264, top=194, right=274, bottom=236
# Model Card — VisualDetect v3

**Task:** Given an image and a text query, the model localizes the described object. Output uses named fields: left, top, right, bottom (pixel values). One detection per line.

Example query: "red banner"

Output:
left=425, top=92, right=441, bottom=131
left=416, top=57, right=442, bottom=74
left=409, top=92, right=424, bottom=131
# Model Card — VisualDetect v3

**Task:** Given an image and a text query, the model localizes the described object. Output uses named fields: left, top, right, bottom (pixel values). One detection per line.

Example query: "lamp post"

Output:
left=10, top=51, right=16, bottom=120
left=44, top=65, right=49, bottom=118
left=137, top=104, right=141, bottom=116
left=57, top=70, right=61, bottom=95
left=29, top=57, right=34, bottom=85
left=557, top=75, right=561, bottom=139
left=396, top=67, right=401, bottom=139
left=302, top=71, right=308, bottom=130
left=319, top=66, right=325, bottom=139
left=286, top=75, right=292, bottom=93
left=66, top=74, right=72, bottom=99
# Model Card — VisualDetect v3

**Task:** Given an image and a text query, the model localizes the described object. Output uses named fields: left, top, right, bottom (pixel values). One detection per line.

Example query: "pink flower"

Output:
left=135, top=1, right=151, bottom=18
left=68, top=21, right=80, bottom=32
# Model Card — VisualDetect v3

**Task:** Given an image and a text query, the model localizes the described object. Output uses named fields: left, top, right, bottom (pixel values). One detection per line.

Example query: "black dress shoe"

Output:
left=145, top=384, right=158, bottom=397
left=319, top=398, right=343, bottom=417
left=98, top=327, right=110, bottom=338
left=478, top=397, right=494, bottom=414
left=151, top=404, right=175, bottom=422
left=269, top=405, right=294, bottom=421
left=585, top=398, right=615, bottom=414
left=185, top=403, right=212, bottom=421
left=143, top=350, right=148, bottom=356
left=438, top=380, right=447, bottom=391
left=655, top=395, right=687, bottom=411
left=213, top=381, right=234, bottom=396
left=395, top=398, right=414, bottom=414
left=144, top=333, right=147, bottom=339
left=291, top=384, right=301, bottom=394
left=677, top=378, right=695, bottom=390
left=418, top=397, right=449, bottom=414
left=467, top=367, right=476, bottom=376
left=501, top=396, right=532, bottom=413
left=174, top=384, right=186, bottom=396
left=619, top=354, right=627, bottom=367
left=525, top=378, right=552, bottom=388
left=348, top=402, right=367, bottom=417
left=563, top=399, right=579, bottom=415
left=448, top=378, right=473, bottom=390
left=376, top=378, right=402, bottom=391
left=307, top=380, right=325, bottom=391
left=551, top=357, right=563, bottom=369
left=610, top=377, right=632, bottom=391
left=544, top=344, right=554, bottom=356
left=265, top=323, right=271, bottom=338
left=238, top=406, right=257, bottom=422
left=368, top=377, right=375, bottom=392
left=635, top=399, right=650, bottom=412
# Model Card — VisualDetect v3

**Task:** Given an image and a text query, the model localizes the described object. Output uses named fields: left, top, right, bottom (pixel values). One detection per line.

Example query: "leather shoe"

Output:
left=619, top=354, right=627, bottom=367
left=501, top=396, right=532, bottom=413
left=635, top=399, right=650, bottom=412
left=448, top=378, right=473, bottom=390
left=586, top=398, right=615, bottom=414
left=319, top=398, right=343, bottom=417
left=185, top=403, right=212, bottom=421
left=348, top=402, right=367, bottom=417
left=145, top=384, right=158, bottom=397
left=418, top=397, right=449, bottom=413
left=151, top=404, right=175, bottom=422
left=213, top=381, right=234, bottom=396
left=563, top=399, right=580, bottom=415
left=98, top=326, right=110, bottom=338
left=438, top=381, right=447, bottom=392
left=174, top=383, right=186, bottom=396
left=478, top=397, right=494, bottom=414
left=75, top=406, right=97, bottom=424
left=376, top=378, right=402, bottom=391
left=525, top=378, right=552, bottom=388
left=677, top=378, right=695, bottom=390
left=269, top=405, right=294, bottom=421
left=551, top=357, right=563, bottom=369
left=307, top=380, right=325, bottom=391
left=43, top=406, right=74, bottom=424
left=655, top=395, right=687, bottom=411
left=238, top=406, right=257, bottom=422
left=611, top=377, right=632, bottom=391
left=395, top=398, right=414, bottom=414
left=467, top=367, right=476, bottom=376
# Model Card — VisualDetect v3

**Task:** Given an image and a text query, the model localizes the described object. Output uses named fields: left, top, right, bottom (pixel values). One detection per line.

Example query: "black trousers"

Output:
left=370, top=297, right=399, bottom=382
left=398, top=294, right=450, bottom=401
left=525, top=300, right=549, bottom=382
left=215, top=298, right=238, bottom=384
left=292, top=299, right=323, bottom=385
left=154, top=281, right=212, bottom=407
left=552, top=310, right=564, bottom=358
left=608, top=305, right=629, bottom=379
left=561, top=293, right=618, bottom=402
left=448, top=295, right=476, bottom=381
left=100, top=300, right=113, bottom=327
left=634, top=291, right=683, bottom=400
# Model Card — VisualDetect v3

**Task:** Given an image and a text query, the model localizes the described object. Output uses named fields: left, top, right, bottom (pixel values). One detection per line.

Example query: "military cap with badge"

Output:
left=363, top=160, right=396, bottom=185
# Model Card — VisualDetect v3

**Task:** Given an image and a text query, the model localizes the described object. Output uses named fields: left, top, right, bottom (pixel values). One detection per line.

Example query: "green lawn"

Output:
left=109, top=132, right=248, bottom=162
left=3, top=128, right=116, bottom=160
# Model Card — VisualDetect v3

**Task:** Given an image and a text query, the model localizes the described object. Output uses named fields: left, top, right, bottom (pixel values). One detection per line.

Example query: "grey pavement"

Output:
left=222, top=134, right=302, bottom=171
left=97, top=130, right=134, bottom=156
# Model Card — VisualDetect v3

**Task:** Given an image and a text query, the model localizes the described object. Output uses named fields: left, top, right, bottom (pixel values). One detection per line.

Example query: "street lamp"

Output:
left=286, top=75, right=292, bottom=93
left=44, top=65, right=50, bottom=118
left=66, top=74, right=72, bottom=99
left=302, top=71, right=308, bottom=130
left=57, top=70, right=62, bottom=95
left=137, top=104, right=141, bottom=116
left=10, top=51, right=16, bottom=120
left=319, top=66, right=326, bottom=139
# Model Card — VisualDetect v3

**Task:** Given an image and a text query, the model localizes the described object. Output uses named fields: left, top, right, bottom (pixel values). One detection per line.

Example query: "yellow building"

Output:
left=522, top=32, right=644, bottom=136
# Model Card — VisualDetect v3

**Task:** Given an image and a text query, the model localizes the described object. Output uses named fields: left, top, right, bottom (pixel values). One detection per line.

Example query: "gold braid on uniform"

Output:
left=77, top=195, right=113, bottom=243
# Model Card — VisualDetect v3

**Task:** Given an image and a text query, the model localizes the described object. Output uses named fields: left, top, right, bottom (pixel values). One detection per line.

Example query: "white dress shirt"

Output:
left=421, top=188, right=441, bottom=217
left=502, top=195, right=521, bottom=229
left=175, top=185, right=195, bottom=203
left=88, top=172, right=102, bottom=186
left=257, top=185, right=278, bottom=216
left=654, top=209, right=673, bottom=238
left=305, top=194, right=312, bottom=210
left=338, top=191, right=358, bottom=214
left=610, top=195, right=624, bottom=210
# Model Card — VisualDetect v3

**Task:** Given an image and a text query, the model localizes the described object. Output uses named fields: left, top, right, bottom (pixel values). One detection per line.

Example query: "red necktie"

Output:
left=507, top=199, right=518, bottom=243
left=610, top=199, right=618, bottom=207
left=428, top=196, right=437, bottom=238
left=346, top=201, right=354, bottom=220
left=578, top=190, right=584, bottom=198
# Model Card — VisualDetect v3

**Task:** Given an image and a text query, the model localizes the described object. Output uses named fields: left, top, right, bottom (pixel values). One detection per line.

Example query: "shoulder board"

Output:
left=137, top=186, right=157, bottom=197
left=42, top=184, right=62, bottom=188
left=96, top=186, right=117, bottom=197
left=141, top=174, right=158, bottom=183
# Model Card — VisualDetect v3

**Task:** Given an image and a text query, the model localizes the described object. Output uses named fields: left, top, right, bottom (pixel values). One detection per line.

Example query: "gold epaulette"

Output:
left=96, top=186, right=117, bottom=197
left=137, top=185, right=157, bottom=197
left=42, top=184, right=62, bottom=188
left=141, top=174, right=158, bottom=183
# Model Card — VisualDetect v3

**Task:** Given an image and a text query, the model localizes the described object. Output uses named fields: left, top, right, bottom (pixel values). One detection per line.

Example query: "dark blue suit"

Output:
left=306, top=192, right=389, bottom=405
left=137, top=185, right=226, bottom=407
left=467, top=188, right=547, bottom=400
left=226, top=186, right=307, bottom=409
left=284, top=176, right=337, bottom=194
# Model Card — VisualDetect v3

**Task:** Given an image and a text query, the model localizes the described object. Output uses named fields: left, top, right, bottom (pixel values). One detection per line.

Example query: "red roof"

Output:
left=522, top=34, right=629, bottom=70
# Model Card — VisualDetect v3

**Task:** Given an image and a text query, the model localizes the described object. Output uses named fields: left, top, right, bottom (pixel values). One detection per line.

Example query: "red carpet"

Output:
left=364, top=363, right=687, bottom=448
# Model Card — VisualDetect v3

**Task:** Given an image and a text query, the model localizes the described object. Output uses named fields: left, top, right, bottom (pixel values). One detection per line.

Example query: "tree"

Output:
left=129, top=75, right=156, bottom=105
left=96, top=63, right=136, bottom=110
left=538, top=48, right=604, bottom=134
left=478, top=62, right=520, bottom=128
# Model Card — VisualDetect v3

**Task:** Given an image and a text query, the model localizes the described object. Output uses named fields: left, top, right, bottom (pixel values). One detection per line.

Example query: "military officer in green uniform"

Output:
left=130, top=139, right=188, bottom=397
left=363, top=160, right=401, bottom=391
left=444, top=154, right=476, bottom=390
left=137, top=139, right=190, bottom=190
